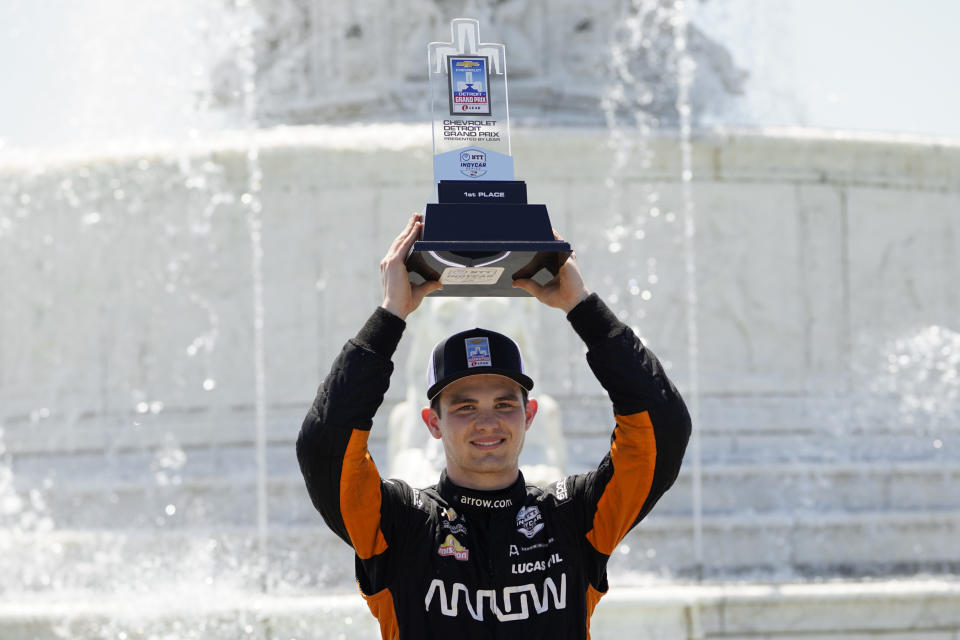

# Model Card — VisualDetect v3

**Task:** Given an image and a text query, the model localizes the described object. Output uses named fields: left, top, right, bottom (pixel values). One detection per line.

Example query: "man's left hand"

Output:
left=512, top=230, right=590, bottom=313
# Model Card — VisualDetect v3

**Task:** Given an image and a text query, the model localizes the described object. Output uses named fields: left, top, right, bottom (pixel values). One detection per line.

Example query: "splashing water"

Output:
left=234, top=0, right=271, bottom=590
left=600, top=0, right=675, bottom=341
left=672, top=0, right=703, bottom=581
left=152, top=435, right=187, bottom=487
left=873, top=325, right=960, bottom=434
left=601, top=0, right=702, bottom=578
left=0, top=426, right=57, bottom=594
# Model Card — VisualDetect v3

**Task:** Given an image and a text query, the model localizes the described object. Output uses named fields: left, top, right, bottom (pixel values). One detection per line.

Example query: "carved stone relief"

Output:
left=215, top=0, right=746, bottom=126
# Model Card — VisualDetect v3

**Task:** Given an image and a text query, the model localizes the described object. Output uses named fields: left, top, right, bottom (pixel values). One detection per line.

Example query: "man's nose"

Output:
left=474, top=408, right=498, bottom=427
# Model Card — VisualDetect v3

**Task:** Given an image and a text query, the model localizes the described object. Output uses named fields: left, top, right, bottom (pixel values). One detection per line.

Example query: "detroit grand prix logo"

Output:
left=449, top=56, right=491, bottom=116
left=465, top=336, right=492, bottom=368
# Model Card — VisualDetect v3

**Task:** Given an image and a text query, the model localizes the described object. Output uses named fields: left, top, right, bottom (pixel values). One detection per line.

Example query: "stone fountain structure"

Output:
left=218, top=0, right=746, bottom=127
left=1, top=1, right=959, bottom=638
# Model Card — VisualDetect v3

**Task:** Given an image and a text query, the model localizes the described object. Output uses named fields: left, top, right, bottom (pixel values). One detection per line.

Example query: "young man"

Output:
left=297, top=213, right=691, bottom=639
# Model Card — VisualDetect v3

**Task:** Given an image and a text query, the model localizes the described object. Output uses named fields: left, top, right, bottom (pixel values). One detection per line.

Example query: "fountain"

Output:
left=2, top=0, right=960, bottom=638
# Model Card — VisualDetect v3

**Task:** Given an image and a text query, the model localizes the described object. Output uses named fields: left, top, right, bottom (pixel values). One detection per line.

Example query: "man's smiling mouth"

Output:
left=471, top=438, right=506, bottom=449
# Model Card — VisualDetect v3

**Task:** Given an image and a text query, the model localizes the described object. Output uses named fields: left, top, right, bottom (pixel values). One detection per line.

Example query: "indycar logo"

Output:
left=425, top=573, right=567, bottom=622
left=515, top=505, right=544, bottom=539
left=457, top=149, right=488, bottom=178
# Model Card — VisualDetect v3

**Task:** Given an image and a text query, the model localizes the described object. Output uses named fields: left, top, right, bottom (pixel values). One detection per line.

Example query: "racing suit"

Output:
left=297, top=293, right=691, bottom=639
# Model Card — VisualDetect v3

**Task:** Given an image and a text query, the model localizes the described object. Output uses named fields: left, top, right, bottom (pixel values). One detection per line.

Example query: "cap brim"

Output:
left=427, top=369, right=534, bottom=401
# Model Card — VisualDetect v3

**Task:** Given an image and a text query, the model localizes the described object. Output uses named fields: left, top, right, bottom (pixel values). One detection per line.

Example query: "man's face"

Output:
left=421, top=374, right=538, bottom=490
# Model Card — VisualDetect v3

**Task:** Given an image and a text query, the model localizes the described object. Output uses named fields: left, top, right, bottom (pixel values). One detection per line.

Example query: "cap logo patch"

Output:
left=465, top=337, right=492, bottom=368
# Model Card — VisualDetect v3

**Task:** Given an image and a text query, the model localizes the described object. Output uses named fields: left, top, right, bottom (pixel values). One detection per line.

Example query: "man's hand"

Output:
left=512, top=230, right=590, bottom=313
left=380, top=213, right=442, bottom=320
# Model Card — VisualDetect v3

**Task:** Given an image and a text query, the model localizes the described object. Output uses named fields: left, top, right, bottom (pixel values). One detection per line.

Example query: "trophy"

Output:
left=405, top=18, right=571, bottom=297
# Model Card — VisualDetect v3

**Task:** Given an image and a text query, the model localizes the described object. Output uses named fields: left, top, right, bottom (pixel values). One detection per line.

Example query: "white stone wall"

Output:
left=5, top=127, right=957, bottom=425
left=1, top=128, right=959, bottom=600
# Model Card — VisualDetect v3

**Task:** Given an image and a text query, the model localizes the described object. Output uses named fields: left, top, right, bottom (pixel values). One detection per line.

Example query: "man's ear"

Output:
left=421, top=407, right=443, bottom=439
left=524, top=398, right=538, bottom=431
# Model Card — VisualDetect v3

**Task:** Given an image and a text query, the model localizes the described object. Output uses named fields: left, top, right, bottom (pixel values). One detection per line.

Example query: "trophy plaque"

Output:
left=405, top=18, right=571, bottom=297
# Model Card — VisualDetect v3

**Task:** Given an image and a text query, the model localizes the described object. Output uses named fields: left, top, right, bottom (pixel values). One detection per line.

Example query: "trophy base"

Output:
left=406, top=181, right=571, bottom=298
left=407, top=240, right=571, bottom=297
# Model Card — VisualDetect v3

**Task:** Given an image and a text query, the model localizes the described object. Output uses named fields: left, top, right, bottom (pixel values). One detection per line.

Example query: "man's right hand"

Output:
left=380, top=213, right=442, bottom=320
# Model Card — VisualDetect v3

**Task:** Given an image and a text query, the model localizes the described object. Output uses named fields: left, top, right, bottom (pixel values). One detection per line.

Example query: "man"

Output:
left=297, top=213, right=691, bottom=639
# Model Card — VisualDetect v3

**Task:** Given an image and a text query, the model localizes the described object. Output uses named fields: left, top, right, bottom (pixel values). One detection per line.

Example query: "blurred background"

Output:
left=1, top=1, right=958, bottom=638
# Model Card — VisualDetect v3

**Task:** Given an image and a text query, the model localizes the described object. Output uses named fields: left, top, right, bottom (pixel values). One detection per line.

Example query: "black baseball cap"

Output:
left=426, top=328, right=534, bottom=401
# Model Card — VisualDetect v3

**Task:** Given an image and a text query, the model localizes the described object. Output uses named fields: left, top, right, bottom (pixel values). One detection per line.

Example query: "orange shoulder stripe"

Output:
left=585, top=411, right=657, bottom=554
left=341, top=428, right=389, bottom=559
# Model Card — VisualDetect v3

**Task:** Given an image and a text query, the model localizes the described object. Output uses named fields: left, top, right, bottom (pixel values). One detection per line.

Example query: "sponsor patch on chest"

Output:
left=511, top=553, right=564, bottom=574
left=438, top=534, right=470, bottom=561
left=515, top=505, right=544, bottom=539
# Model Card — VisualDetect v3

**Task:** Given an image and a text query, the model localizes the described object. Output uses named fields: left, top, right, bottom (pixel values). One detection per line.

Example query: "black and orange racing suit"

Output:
left=297, top=294, right=691, bottom=639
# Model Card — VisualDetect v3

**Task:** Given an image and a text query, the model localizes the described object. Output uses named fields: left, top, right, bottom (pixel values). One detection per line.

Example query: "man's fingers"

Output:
left=380, top=213, right=433, bottom=320
left=512, top=278, right=544, bottom=299
left=388, top=213, right=421, bottom=255
left=400, top=216, right=423, bottom=253
left=399, top=219, right=422, bottom=256
left=384, top=215, right=422, bottom=273
left=411, top=279, right=442, bottom=305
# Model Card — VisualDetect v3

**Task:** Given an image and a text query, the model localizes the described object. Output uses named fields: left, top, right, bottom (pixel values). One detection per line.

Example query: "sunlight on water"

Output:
left=874, top=325, right=960, bottom=432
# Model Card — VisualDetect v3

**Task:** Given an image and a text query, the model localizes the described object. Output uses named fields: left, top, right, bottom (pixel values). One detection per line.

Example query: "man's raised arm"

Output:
left=517, top=234, right=691, bottom=550
left=296, top=213, right=439, bottom=548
